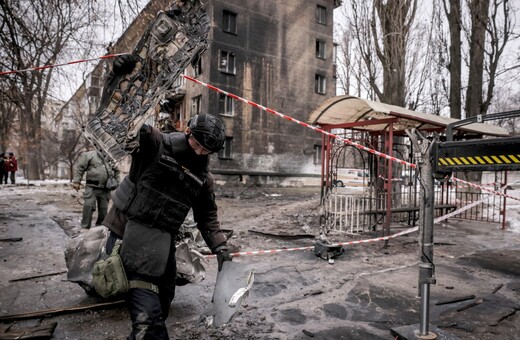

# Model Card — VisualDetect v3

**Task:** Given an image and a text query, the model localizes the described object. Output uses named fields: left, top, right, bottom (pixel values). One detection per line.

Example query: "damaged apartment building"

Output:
left=58, top=0, right=342, bottom=185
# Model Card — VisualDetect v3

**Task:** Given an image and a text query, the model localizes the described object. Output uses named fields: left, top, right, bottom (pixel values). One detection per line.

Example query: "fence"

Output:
left=323, top=181, right=505, bottom=234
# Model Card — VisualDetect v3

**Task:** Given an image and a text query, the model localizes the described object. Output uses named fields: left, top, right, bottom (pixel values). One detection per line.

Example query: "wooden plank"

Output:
left=0, top=238, right=22, bottom=242
left=9, top=271, right=67, bottom=283
left=435, top=294, right=476, bottom=306
left=0, top=322, right=57, bottom=340
left=0, top=300, right=125, bottom=322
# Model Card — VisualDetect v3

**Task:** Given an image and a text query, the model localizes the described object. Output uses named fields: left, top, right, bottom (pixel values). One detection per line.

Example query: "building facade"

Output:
left=184, top=0, right=340, bottom=185
left=61, top=0, right=341, bottom=185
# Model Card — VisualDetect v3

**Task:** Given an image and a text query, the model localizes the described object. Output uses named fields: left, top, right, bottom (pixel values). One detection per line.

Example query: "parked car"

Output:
left=333, top=168, right=369, bottom=187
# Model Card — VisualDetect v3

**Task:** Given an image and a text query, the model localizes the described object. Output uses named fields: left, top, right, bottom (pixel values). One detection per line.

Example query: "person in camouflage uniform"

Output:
left=72, top=150, right=120, bottom=229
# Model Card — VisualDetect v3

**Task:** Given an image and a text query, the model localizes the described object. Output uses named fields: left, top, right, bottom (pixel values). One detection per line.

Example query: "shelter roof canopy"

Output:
left=307, top=95, right=509, bottom=137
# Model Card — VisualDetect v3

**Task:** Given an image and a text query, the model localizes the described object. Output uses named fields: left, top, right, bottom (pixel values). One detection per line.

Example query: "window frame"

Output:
left=316, top=39, right=326, bottom=59
left=313, top=144, right=322, bottom=164
left=218, top=136, right=233, bottom=159
left=218, top=93, right=235, bottom=117
left=316, top=5, right=327, bottom=25
left=191, top=95, right=202, bottom=116
left=192, top=56, right=202, bottom=77
left=315, top=74, right=326, bottom=94
left=219, top=50, right=236, bottom=75
left=223, top=10, right=237, bottom=34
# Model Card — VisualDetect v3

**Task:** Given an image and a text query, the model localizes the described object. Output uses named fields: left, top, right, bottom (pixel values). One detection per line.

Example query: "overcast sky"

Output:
left=51, top=1, right=148, bottom=102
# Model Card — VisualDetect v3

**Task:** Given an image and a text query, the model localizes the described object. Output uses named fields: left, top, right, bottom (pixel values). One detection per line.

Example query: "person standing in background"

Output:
left=6, top=152, right=18, bottom=184
left=72, top=150, right=120, bottom=229
left=0, top=153, right=6, bottom=185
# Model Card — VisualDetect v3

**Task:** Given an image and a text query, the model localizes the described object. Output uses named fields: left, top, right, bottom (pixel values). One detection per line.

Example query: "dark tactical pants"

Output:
left=81, top=186, right=110, bottom=228
left=125, top=236, right=177, bottom=339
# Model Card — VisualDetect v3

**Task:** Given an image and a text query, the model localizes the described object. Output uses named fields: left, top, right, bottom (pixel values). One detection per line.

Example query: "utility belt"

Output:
left=86, top=179, right=100, bottom=186
left=92, top=244, right=159, bottom=298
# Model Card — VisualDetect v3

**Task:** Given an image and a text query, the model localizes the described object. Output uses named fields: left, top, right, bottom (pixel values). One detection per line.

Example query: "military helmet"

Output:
left=188, top=114, right=225, bottom=153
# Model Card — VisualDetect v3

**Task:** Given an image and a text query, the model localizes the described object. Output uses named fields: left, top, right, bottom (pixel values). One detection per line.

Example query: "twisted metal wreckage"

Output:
left=65, top=0, right=253, bottom=328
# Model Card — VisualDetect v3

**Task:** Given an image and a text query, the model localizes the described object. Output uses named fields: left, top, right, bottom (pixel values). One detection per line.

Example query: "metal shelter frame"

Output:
left=307, top=95, right=510, bottom=236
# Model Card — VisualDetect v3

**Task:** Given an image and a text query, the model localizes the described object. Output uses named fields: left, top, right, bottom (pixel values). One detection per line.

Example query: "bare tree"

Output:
left=337, top=0, right=428, bottom=107
left=339, top=1, right=382, bottom=100
left=465, top=0, right=491, bottom=117
left=481, top=0, right=515, bottom=115
left=42, top=126, right=84, bottom=181
left=0, top=0, right=97, bottom=179
left=372, top=0, right=418, bottom=106
left=0, top=87, right=18, bottom=152
left=443, top=0, right=463, bottom=119
left=489, top=86, right=520, bottom=135
left=0, top=0, right=149, bottom=180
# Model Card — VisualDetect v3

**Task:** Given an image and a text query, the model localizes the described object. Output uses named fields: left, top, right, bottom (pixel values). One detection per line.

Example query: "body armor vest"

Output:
left=114, top=133, right=207, bottom=233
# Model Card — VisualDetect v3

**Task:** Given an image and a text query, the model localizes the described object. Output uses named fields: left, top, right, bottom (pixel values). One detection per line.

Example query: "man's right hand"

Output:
left=72, top=182, right=81, bottom=191
left=216, top=247, right=232, bottom=272
left=113, top=54, right=137, bottom=76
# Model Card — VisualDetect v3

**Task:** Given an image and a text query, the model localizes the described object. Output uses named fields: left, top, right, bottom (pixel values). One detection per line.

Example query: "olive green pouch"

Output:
left=92, top=244, right=129, bottom=298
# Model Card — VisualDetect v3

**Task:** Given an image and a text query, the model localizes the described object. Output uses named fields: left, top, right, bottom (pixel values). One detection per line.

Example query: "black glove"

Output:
left=216, top=247, right=232, bottom=272
left=113, top=54, right=137, bottom=76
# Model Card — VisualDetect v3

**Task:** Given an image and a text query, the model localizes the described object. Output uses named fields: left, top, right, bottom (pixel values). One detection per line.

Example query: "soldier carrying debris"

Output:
left=100, top=54, right=232, bottom=339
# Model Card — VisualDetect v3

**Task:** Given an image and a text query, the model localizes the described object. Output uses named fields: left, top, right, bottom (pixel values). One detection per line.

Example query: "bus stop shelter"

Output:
left=307, top=95, right=510, bottom=236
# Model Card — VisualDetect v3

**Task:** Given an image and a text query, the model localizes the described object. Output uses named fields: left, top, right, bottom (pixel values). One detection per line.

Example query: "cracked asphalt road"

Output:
left=0, top=182, right=519, bottom=339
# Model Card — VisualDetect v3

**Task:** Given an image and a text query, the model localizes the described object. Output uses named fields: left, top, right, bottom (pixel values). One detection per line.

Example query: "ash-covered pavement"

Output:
left=0, top=182, right=519, bottom=339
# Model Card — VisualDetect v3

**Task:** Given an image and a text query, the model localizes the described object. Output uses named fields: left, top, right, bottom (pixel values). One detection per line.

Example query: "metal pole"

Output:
left=502, top=171, right=508, bottom=230
left=406, top=129, right=437, bottom=339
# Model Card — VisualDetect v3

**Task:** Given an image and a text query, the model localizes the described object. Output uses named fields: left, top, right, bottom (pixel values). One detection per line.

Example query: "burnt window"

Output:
left=218, top=93, right=234, bottom=116
left=219, top=50, right=236, bottom=74
left=314, top=144, right=322, bottom=164
left=315, top=74, right=326, bottom=94
left=223, top=10, right=237, bottom=34
left=316, top=5, right=327, bottom=25
left=191, top=95, right=201, bottom=115
left=192, top=55, right=202, bottom=76
left=218, top=137, right=233, bottom=159
left=316, top=39, right=326, bottom=59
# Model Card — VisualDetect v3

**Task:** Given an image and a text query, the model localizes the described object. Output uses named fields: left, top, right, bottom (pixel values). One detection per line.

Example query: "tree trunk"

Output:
left=445, top=0, right=462, bottom=119
left=374, top=0, right=417, bottom=107
left=466, top=0, right=490, bottom=118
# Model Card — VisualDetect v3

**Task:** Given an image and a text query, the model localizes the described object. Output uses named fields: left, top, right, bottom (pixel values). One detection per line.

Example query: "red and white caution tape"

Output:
left=206, top=198, right=502, bottom=259
left=184, top=76, right=520, bottom=202
left=433, top=195, right=490, bottom=222
left=183, top=75, right=416, bottom=169
left=4, top=56, right=518, bottom=202
left=0, top=53, right=128, bottom=76
left=206, top=225, right=419, bottom=258
left=207, top=200, right=489, bottom=259
left=451, top=177, right=520, bottom=201
left=328, top=225, right=418, bottom=248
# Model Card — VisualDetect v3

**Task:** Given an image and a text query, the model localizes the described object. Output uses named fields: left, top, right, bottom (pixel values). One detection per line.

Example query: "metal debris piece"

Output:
left=64, top=226, right=109, bottom=296
left=249, top=229, right=315, bottom=240
left=84, top=0, right=209, bottom=163
left=314, top=240, right=344, bottom=262
left=201, top=261, right=255, bottom=327
left=175, top=242, right=206, bottom=286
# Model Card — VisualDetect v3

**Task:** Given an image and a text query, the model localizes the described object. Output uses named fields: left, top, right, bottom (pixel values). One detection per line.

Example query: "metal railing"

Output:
left=323, top=181, right=504, bottom=234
